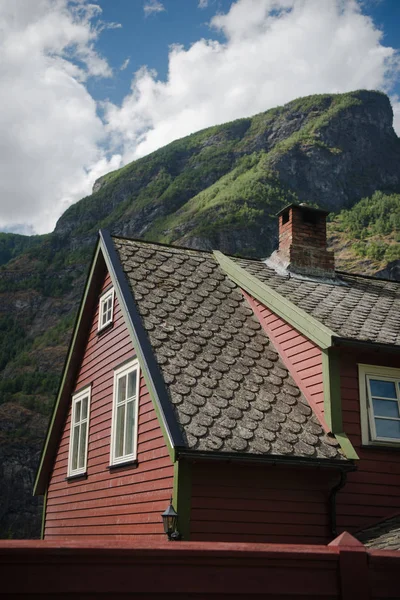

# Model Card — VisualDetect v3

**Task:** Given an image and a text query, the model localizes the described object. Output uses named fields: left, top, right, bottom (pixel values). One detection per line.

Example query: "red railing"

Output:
left=0, top=533, right=398, bottom=599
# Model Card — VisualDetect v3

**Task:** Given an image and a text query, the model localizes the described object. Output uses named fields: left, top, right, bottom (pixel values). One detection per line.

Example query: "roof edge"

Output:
left=34, top=240, right=104, bottom=495
left=332, top=336, right=400, bottom=354
left=177, top=448, right=355, bottom=469
left=213, top=250, right=335, bottom=349
left=100, top=230, right=185, bottom=451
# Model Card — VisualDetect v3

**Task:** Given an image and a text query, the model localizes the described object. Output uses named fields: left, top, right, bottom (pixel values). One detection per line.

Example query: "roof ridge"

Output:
left=110, top=233, right=213, bottom=255
left=110, top=233, right=399, bottom=283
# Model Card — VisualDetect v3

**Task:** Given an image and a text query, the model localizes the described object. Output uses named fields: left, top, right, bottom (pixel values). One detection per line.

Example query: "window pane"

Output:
left=125, top=400, right=135, bottom=456
left=72, top=425, right=80, bottom=471
left=81, top=397, right=88, bottom=420
left=373, top=399, right=400, bottom=418
left=370, top=379, right=397, bottom=399
left=117, top=375, right=127, bottom=404
left=115, top=404, right=125, bottom=458
left=375, top=418, right=400, bottom=439
left=78, top=422, right=87, bottom=469
left=75, top=401, right=81, bottom=423
left=127, top=370, right=137, bottom=399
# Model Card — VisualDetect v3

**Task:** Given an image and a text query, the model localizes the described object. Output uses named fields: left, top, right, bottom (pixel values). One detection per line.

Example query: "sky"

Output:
left=0, top=0, right=399, bottom=235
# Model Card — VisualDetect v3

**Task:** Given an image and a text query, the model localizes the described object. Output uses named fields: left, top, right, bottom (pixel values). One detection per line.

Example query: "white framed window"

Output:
left=98, top=288, right=114, bottom=331
left=110, top=360, right=140, bottom=466
left=359, top=364, right=400, bottom=446
left=68, top=387, right=91, bottom=477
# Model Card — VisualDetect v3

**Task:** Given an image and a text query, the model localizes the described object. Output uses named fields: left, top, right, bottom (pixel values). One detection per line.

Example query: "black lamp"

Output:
left=161, top=500, right=182, bottom=540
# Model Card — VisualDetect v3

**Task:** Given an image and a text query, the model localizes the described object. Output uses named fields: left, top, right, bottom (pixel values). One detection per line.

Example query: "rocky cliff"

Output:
left=0, top=89, right=399, bottom=538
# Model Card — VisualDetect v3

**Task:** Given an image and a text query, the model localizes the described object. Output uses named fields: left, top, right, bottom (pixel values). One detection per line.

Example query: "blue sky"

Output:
left=89, top=1, right=233, bottom=105
left=0, top=0, right=399, bottom=235
left=92, top=0, right=400, bottom=105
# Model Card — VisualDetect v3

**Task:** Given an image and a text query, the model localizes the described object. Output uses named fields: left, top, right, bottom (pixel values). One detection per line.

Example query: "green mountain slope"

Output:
left=328, top=191, right=400, bottom=276
left=0, top=89, right=400, bottom=538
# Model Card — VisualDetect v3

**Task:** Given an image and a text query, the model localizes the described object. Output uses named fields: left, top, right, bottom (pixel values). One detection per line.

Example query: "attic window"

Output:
left=281, top=211, right=289, bottom=225
left=359, top=365, right=400, bottom=445
left=98, top=288, right=114, bottom=331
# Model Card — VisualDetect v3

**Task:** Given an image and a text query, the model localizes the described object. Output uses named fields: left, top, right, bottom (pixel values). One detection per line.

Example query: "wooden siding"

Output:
left=44, top=272, right=173, bottom=540
left=242, top=290, right=400, bottom=537
left=337, top=348, right=400, bottom=534
left=190, top=461, right=336, bottom=544
left=242, top=290, right=327, bottom=429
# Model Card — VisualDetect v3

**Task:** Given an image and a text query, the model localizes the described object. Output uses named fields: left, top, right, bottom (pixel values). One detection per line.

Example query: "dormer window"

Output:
left=359, top=365, right=400, bottom=445
left=98, top=288, right=114, bottom=331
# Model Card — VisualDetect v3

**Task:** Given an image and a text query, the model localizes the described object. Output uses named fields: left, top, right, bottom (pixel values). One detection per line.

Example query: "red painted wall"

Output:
left=337, top=348, right=400, bottom=534
left=190, top=461, right=336, bottom=544
left=242, top=291, right=400, bottom=536
left=243, top=291, right=327, bottom=429
left=44, top=272, right=173, bottom=540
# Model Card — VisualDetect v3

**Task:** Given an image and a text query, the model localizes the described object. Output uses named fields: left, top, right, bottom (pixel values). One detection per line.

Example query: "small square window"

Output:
left=359, top=365, right=400, bottom=446
left=68, top=387, right=91, bottom=476
left=98, top=288, right=114, bottom=331
left=110, top=360, right=140, bottom=466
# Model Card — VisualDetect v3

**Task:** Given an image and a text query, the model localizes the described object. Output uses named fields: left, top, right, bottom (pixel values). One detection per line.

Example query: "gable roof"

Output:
left=35, top=232, right=350, bottom=495
left=113, top=236, right=344, bottom=461
left=356, top=515, right=400, bottom=551
left=216, top=254, right=400, bottom=349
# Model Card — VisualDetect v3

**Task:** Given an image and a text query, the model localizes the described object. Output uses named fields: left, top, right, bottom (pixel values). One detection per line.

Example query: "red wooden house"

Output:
left=34, top=204, right=400, bottom=549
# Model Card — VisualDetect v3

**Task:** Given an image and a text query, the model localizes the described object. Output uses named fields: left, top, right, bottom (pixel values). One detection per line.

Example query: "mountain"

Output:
left=0, top=89, right=399, bottom=538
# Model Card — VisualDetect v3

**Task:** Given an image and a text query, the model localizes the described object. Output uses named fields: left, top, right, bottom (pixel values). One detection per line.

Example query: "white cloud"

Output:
left=104, top=0, right=400, bottom=164
left=143, top=1, right=165, bottom=17
left=198, top=0, right=209, bottom=8
left=120, top=57, right=130, bottom=71
left=0, top=0, right=399, bottom=235
left=0, top=0, right=122, bottom=234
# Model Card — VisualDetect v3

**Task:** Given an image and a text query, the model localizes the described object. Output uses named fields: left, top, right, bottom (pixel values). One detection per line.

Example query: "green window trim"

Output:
left=359, top=364, right=400, bottom=448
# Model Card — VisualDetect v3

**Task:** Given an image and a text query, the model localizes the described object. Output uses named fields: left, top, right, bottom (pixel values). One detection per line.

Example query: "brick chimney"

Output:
left=275, top=204, right=335, bottom=277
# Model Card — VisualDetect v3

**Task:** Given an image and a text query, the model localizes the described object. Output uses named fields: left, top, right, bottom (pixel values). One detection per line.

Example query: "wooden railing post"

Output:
left=329, top=531, right=370, bottom=600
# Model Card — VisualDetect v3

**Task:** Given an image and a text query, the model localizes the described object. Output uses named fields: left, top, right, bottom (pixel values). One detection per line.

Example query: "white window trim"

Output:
left=110, top=359, right=140, bottom=466
left=358, top=364, right=400, bottom=447
left=98, top=287, right=115, bottom=331
left=68, top=386, right=91, bottom=477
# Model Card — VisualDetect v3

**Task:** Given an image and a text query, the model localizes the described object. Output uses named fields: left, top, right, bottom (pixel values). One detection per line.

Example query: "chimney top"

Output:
left=271, top=203, right=335, bottom=278
left=276, top=203, right=330, bottom=218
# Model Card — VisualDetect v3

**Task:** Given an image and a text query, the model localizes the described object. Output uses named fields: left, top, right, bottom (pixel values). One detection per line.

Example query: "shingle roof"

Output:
left=233, top=258, right=400, bottom=347
left=356, top=515, right=400, bottom=551
left=113, top=237, right=344, bottom=461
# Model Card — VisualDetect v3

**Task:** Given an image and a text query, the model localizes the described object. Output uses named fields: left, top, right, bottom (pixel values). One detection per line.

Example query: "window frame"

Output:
left=68, top=386, right=91, bottom=477
left=98, top=287, right=115, bottom=331
left=110, top=359, right=140, bottom=467
left=358, top=364, right=400, bottom=447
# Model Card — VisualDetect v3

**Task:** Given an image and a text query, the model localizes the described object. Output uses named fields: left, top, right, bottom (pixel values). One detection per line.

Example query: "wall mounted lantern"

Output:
left=161, top=500, right=182, bottom=540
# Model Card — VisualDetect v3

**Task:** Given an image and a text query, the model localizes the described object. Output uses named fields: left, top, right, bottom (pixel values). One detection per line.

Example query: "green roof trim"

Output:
left=334, top=432, right=359, bottom=460
left=214, top=251, right=358, bottom=460
left=173, top=460, right=192, bottom=541
left=214, top=251, right=335, bottom=349
left=322, top=349, right=343, bottom=432
left=40, top=489, right=47, bottom=540
left=322, top=349, right=358, bottom=459
left=33, top=244, right=103, bottom=496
